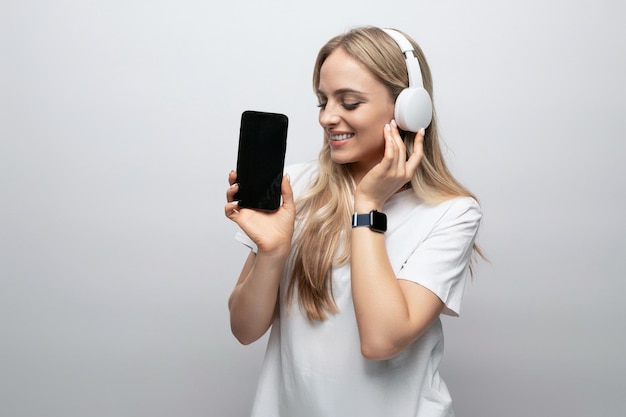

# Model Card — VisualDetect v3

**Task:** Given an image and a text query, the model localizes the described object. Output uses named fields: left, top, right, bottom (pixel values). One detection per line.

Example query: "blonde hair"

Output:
left=286, top=26, right=482, bottom=321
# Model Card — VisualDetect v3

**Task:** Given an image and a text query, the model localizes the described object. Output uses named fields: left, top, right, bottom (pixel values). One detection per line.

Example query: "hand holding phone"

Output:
left=234, top=111, right=288, bottom=211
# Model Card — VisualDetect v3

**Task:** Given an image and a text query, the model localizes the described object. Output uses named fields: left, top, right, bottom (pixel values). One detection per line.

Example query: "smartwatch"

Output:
left=351, top=210, right=387, bottom=233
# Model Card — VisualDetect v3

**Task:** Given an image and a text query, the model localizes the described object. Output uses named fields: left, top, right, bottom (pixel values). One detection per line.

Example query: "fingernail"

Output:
left=229, top=183, right=238, bottom=189
left=385, top=123, right=391, bottom=132
left=391, top=119, right=398, bottom=128
left=286, top=174, right=291, bottom=183
left=419, top=128, right=425, bottom=135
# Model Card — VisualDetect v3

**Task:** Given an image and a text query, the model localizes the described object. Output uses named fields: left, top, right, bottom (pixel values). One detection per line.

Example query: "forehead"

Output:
left=318, top=48, right=386, bottom=95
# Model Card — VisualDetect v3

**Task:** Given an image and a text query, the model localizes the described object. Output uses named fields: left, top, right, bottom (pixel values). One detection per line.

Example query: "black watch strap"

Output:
left=351, top=210, right=387, bottom=233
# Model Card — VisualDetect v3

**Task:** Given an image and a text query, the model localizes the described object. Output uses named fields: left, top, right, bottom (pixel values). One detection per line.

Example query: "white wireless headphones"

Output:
left=382, top=29, right=433, bottom=132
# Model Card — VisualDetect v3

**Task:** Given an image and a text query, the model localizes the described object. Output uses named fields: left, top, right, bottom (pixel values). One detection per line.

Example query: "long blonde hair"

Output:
left=286, top=26, right=482, bottom=321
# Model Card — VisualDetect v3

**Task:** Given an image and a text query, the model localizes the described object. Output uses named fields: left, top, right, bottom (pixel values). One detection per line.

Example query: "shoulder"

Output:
left=436, top=196, right=482, bottom=223
left=385, top=194, right=481, bottom=246
left=416, top=196, right=482, bottom=237
left=388, top=195, right=481, bottom=316
left=418, top=196, right=482, bottom=246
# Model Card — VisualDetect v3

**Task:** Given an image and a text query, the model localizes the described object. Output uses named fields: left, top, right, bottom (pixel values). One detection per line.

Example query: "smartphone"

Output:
left=234, top=110, right=288, bottom=211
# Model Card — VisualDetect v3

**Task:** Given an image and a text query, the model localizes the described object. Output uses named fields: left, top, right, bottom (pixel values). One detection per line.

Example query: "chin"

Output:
left=328, top=152, right=353, bottom=166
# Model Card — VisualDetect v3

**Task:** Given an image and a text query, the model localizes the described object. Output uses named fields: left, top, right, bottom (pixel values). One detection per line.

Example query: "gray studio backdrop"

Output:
left=1, top=1, right=624, bottom=416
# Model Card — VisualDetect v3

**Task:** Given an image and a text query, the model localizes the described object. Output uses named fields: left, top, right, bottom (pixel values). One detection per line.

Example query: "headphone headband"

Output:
left=382, top=29, right=424, bottom=88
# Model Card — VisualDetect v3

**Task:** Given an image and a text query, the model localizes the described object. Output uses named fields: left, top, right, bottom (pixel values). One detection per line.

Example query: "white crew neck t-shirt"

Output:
left=235, top=161, right=482, bottom=417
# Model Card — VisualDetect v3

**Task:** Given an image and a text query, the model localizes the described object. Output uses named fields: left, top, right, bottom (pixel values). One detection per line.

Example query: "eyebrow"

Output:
left=316, top=88, right=367, bottom=97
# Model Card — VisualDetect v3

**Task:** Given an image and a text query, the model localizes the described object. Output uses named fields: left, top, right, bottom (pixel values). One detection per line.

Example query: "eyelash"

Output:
left=317, top=102, right=361, bottom=110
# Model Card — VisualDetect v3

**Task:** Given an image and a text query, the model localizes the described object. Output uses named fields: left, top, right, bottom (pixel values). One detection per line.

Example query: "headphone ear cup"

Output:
left=394, top=87, right=433, bottom=132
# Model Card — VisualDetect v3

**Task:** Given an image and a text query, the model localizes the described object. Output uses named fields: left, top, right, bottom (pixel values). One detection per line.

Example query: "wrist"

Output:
left=353, top=193, right=382, bottom=213
left=257, top=242, right=292, bottom=260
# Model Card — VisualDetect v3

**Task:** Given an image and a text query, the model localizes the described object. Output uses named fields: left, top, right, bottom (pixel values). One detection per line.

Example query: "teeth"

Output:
left=329, top=133, right=354, bottom=141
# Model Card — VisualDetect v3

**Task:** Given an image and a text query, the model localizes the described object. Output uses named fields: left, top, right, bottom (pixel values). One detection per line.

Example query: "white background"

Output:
left=1, top=1, right=625, bottom=416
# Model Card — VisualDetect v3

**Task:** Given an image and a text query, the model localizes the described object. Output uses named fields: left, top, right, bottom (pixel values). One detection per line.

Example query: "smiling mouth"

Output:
left=329, top=133, right=354, bottom=141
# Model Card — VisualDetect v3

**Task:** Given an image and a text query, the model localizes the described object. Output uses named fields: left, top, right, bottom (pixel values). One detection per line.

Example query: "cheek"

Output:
left=360, top=108, right=391, bottom=129
left=371, top=102, right=395, bottom=126
left=362, top=108, right=394, bottom=135
left=384, top=102, right=396, bottom=121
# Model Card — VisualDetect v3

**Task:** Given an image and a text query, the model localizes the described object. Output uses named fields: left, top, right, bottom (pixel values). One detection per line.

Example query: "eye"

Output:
left=342, top=102, right=361, bottom=110
left=316, top=100, right=361, bottom=110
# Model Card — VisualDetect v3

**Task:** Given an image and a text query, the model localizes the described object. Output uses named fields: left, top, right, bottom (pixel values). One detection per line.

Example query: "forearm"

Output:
left=228, top=251, right=287, bottom=344
left=350, top=227, right=414, bottom=358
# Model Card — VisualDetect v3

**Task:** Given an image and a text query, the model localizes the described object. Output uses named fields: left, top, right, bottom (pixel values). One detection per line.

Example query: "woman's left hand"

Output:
left=354, top=120, right=424, bottom=212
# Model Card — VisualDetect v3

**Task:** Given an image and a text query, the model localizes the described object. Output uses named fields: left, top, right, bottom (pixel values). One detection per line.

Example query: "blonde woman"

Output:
left=225, top=26, right=482, bottom=417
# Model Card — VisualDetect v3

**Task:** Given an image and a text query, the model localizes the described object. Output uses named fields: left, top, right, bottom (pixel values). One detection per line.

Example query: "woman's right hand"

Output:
left=224, top=170, right=296, bottom=257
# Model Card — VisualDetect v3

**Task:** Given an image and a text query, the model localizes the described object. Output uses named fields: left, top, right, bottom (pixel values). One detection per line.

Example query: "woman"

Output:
left=225, top=26, right=482, bottom=417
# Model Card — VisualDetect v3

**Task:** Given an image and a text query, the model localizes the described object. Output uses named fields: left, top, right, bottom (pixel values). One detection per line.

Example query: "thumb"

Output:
left=280, top=174, right=295, bottom=208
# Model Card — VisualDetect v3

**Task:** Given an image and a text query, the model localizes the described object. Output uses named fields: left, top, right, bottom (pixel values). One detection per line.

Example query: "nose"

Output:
left=318, top=104, right=341, bottom=128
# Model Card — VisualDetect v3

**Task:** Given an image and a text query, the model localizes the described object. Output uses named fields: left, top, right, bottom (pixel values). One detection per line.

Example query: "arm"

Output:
left=225, top=173, right=295, bottom=345
left=350, top=121, right=444, bottom=360
left=351, top=199, right=480, bottom=359
left=351, top=227, right=444, bottom=360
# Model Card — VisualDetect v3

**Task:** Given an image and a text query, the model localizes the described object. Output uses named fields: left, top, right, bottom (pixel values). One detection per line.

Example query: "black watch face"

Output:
left=370, top=210, right=387, bottom=232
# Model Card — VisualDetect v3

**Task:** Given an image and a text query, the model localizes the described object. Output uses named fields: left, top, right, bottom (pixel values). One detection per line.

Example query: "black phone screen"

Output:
left=234, top=110, right=288, bottom=211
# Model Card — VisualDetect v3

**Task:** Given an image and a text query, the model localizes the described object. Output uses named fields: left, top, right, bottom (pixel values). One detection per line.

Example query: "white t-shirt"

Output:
left=235, top=161, right=482, bottom=417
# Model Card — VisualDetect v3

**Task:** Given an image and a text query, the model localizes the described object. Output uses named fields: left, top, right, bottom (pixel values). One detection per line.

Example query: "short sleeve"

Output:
left=235, top=229, right=257, bottom=253
left=398, top=197, right=482, bottom=316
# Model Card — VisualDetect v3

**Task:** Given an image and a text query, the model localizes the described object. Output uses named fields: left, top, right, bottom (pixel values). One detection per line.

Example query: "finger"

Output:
left=226, top=182, right=239, bottom=202
left=414, top=127, right=425, bottom=155
left=389, top=119, right=407, bottom=168
left=382, top=123, right=398, bottom=168
left=385, top=120, right=407, bottom=177
left=224, top=200, right=240, bottom=220
left=228, top=170, right=237, bottom=186
left=406, top=128, right=425, bottom=174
